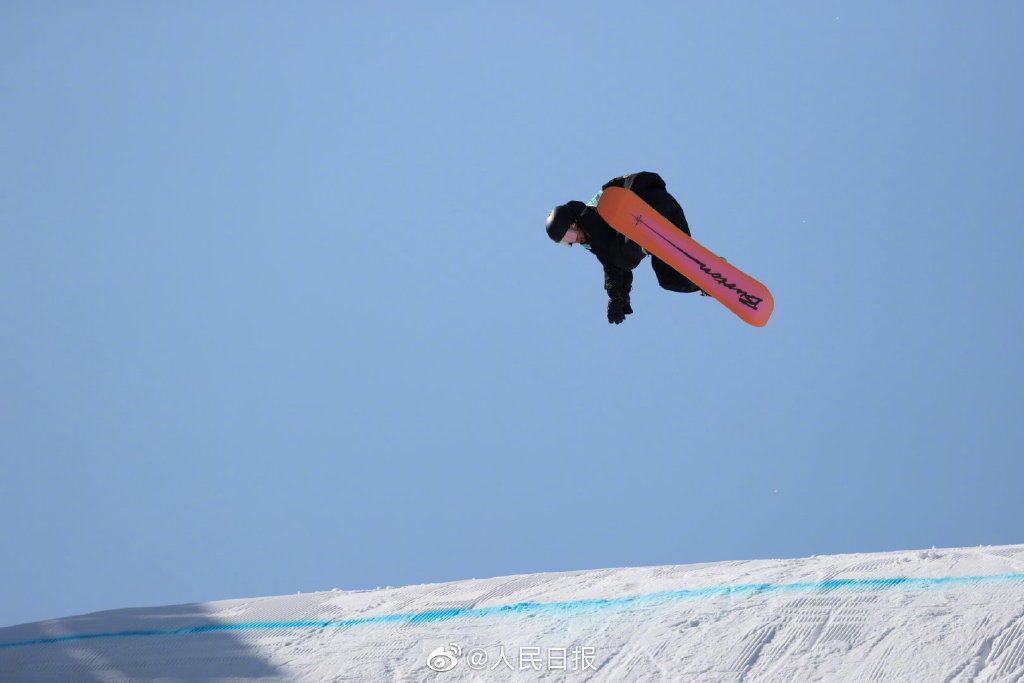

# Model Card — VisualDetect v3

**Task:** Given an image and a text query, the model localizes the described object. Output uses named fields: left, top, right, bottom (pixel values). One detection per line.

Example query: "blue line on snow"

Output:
left=3, top=572, right=1024, bottom=649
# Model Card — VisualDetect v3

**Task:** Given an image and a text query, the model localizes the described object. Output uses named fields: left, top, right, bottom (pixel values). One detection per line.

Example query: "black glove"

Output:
left=608, top=296, right=631, bottom=324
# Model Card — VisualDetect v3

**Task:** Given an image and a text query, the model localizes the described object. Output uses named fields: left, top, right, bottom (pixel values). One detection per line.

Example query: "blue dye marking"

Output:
left=3, top=571, right=1023, bottom=649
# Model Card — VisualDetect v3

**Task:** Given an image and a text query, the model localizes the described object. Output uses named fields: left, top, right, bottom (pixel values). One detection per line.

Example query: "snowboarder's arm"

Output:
left=597, top=255, right=633, bottom=301
left=597, top=256, right=634, bottom=324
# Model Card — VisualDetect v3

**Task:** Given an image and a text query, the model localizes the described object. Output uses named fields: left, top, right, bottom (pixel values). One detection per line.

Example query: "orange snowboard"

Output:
left=596, top=187, right=774, bottom=326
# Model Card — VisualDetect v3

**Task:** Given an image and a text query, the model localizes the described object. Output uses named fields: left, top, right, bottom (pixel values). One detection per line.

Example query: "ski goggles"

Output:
left=559, top=225, right=584, bottom=246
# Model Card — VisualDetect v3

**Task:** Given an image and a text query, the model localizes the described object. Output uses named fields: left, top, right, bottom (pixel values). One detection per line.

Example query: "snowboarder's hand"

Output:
left=608, top=297, right=629, bottom=324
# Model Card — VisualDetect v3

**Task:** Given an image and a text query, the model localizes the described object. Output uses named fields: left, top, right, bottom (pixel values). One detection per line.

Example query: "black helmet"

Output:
left=545, top=201, right=586, bottom=242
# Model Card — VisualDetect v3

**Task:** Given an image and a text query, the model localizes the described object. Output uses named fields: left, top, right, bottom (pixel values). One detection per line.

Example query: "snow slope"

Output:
left=3, top=544, right=1024, bottom=681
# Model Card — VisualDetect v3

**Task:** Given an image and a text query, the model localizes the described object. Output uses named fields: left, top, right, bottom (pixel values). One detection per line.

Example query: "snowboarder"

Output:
left=546, top=172, right=701, bottom=324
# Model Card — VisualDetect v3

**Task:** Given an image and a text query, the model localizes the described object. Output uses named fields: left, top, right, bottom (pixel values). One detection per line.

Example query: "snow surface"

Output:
left=3, top=544, right=1024, bottom=681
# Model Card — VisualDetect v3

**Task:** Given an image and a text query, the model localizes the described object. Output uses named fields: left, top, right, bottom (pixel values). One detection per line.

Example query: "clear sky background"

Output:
left=3, top=1, right=1022, bottom=628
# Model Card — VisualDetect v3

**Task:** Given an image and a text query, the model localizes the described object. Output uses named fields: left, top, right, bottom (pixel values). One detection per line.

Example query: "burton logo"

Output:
left=632, top=213, right=763, bottom=310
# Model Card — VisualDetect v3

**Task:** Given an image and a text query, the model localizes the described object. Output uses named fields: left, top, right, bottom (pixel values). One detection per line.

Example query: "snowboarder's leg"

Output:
left=651, top=256, right=700, bottom=293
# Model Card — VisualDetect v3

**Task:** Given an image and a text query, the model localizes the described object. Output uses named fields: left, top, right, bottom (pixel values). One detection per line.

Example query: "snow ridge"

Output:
left=2, top=544, right=1024, bottom=681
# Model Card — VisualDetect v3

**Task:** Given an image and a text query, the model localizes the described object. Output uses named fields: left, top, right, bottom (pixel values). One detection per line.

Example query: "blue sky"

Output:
left=2, top=1, right=1022, bottom=627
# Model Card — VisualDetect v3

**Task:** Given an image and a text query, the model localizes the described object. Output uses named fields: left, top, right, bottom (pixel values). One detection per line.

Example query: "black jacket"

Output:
left=577, top=172, right=699, bottom=300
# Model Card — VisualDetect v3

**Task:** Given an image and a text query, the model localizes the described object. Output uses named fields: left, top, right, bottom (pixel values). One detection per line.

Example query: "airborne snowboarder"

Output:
left=545, top=171, right=701, bottom=324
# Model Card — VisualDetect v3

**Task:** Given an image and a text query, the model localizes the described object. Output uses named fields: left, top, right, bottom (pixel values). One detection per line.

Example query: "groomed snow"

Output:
left=3, top=544, right=1024, bottom=681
